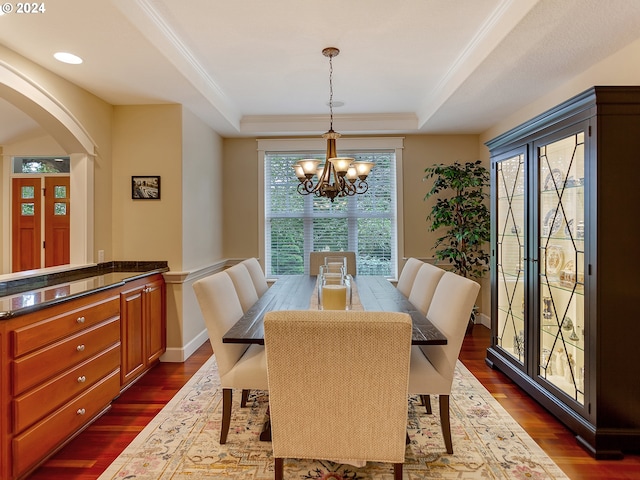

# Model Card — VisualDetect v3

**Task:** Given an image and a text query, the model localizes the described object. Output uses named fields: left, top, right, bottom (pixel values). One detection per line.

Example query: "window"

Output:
left=264, top=145, right=399, bottom=278
left=12, top=156, right=70, bottom=174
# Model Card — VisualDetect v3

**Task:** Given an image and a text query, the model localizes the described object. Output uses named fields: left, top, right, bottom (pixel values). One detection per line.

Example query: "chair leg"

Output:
left=439, top=394, right=453, bottom=454
left=220, top=388, right=232, bottom=444
left=393, top=462, right=403, bottom=480
left=274, top=457, right=284, bottom=480
left=241, top=389, right=250, bottom=407
left=421, top=394, right=432, bottom=414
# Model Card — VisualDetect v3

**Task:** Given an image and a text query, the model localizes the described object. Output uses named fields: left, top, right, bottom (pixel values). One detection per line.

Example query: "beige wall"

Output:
left=181, top=108, right=224, bottom=270
left=481, top=36, right=640, bottom=145
left=222, top=137, right=261, bottom=258
left=402, top=134, right=482, bottom=260
left=178, top=108, right=225, bottom=358
left=111, top=105, right=183, bottom=268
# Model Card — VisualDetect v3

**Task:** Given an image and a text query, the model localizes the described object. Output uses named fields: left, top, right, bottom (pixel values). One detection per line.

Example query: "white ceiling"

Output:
left=1, top=0, right=640, bottom=144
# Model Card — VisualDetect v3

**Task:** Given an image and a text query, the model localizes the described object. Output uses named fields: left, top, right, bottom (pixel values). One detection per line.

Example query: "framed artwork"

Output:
left=132, top=176, right=161, bottom=199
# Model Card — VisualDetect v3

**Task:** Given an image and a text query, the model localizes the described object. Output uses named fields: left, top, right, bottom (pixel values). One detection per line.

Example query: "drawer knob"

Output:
left=77, top=408, right=86, bottom=415
left=76, top=344, right=85, bottom=352
left=77, top=375, right=86, bottom=383
left=77, top=316, right=86, bottom=324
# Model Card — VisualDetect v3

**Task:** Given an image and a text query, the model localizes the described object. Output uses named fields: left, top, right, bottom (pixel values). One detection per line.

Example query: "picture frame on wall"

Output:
left=132, top=176, right=161, bottom=199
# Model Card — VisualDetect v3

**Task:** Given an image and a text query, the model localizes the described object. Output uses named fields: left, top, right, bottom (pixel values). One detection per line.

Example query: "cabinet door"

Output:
left=144, top=277, right=166, bottom=365
left=120, top=285, right=145, bottom=385
left=536, top=127, right=586, bottom=406
left=493, top=150, right=527, bottom=364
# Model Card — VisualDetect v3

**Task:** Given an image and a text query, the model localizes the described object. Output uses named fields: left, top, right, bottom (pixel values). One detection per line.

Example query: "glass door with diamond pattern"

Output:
left=537, top=128, right=585, bottom=405
left=494, top=151, right=526, bottom=364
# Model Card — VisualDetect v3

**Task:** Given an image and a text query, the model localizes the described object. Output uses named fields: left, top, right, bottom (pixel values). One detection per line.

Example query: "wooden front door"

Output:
left=11, top=176, right=70, bottom=272
left=44, top=177, right=70, bottom=267
left=11, top=178, right=41, bottom=272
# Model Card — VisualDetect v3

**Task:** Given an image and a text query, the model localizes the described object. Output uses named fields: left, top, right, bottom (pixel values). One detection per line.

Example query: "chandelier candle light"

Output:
left=293, top=47, right=375, bottom=202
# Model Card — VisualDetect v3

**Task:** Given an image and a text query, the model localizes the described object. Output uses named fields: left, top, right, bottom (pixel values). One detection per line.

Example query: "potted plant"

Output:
left=423, top=160, right=490, bottom=330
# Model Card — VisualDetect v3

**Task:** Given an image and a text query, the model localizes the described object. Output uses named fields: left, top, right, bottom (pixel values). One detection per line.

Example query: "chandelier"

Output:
left=293, top=47, right=375, bottom=202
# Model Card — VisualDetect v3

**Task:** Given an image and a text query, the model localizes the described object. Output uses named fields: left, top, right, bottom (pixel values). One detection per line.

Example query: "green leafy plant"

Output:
left=423, top=160, right=490, bottom=279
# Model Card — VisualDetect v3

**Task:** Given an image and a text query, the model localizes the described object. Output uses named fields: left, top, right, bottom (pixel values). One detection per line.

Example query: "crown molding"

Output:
left=241, top=113, right=419, bottom=136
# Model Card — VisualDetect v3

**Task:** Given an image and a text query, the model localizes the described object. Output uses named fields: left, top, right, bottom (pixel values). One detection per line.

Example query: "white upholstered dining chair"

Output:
left=240, top=257, right=269, bottom=296
left=193, top=271, right=268, bottom=444
left=408, top=271, right=480, bottom=454
left=309, top=251, right=357, bottom=276
left=407, top=262, right=446, bottom=315
left=225, top=263, right=259, bottom=312
left=395, top=257, right=424, bottom=297
left=264, top=310, right=412, bottom=480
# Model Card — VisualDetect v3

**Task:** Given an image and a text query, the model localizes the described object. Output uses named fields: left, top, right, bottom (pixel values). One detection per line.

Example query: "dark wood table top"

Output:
left=222, top=275, right=447, bottom=345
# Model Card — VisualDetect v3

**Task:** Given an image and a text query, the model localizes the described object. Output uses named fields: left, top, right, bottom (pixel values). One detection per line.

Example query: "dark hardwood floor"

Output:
left=28, top=325, right=640, bottom=479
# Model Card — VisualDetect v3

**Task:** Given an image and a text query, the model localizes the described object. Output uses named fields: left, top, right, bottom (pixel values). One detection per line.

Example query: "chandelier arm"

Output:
left=354, top=180, right=369, bottom=195
left=297, top=182, right=310, bottom=195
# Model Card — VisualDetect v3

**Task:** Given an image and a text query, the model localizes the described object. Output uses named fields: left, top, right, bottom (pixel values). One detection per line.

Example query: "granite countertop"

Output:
left=0, top=261, right=169, bottom=319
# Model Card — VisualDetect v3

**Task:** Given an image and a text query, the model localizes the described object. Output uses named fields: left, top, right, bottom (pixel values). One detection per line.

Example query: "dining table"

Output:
left=222, top=274, right=447, bottom=442
left=222, top=274, right=447, bottom=346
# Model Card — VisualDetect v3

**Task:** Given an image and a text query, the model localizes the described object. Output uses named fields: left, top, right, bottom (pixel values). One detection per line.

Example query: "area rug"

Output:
left=99, top=356, right=569, bottom=479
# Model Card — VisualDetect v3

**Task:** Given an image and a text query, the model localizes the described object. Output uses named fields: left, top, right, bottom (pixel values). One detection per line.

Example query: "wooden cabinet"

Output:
left=485, top=87, right=640, bottom=459
left=0, top=271, right=166, bottom=479
left=120, top=274, right=166, bottom=387
left=7, top=289, right=121, bottom=479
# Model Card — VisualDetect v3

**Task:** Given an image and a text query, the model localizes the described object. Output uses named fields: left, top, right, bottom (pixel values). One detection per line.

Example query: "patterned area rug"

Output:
left=99, top=356, right=569, bottom=479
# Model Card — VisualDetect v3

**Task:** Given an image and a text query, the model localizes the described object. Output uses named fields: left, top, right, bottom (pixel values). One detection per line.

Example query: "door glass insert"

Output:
left=21, top=186, right=35, bottom=199
left=54, top=203, right=67, bottom=215
left=539, top=132, right=585, bottom=405
left=21, top=203, right=35, bottom=216
left=54, top=186, right=67, bottom=198
left=495, top=153, right=525, bottom=363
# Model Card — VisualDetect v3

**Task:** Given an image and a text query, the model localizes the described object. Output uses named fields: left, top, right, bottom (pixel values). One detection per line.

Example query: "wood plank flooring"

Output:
left=28, top=325, right=640, bottom=479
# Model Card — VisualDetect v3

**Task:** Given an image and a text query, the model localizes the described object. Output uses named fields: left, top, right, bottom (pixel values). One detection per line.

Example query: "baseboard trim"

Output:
left=477, top=312, right=491, bottom=328
left=161, top=329, right=209, bottom=362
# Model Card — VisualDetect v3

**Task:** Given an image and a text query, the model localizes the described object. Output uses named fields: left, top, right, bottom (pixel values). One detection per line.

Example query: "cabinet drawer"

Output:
left=12, top=369, right=120, bottom=479
left=12, top=318, right=120, bottom=396
left=12, top=296, right=120, bottom=357
left=13, top=343, right=121, bottom=433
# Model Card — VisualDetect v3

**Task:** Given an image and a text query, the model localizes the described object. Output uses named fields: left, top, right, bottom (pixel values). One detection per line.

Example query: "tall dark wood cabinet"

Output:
left=485, top=86, right=640, bottom=459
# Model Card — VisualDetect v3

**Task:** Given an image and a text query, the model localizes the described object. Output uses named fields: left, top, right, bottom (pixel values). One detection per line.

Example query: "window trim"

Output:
left=257, top=137, right=404, bottom=279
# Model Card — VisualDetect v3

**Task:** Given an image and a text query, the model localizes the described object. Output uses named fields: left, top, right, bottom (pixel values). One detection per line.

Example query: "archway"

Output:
left=1, top=60, right=96, bottom=274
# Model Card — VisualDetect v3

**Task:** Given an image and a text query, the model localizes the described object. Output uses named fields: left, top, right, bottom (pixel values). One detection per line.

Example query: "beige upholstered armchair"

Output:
left=193, top=271, right=268, bottom=444
left=408, top=271, right=480, bottom=453
left=309, top=251, right=357, bottom=276
left=264, top=310, right=412, bottom=480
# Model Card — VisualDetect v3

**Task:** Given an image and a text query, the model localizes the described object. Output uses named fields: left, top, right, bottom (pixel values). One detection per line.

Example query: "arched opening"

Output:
left=1, top=61, right=96, bottom=275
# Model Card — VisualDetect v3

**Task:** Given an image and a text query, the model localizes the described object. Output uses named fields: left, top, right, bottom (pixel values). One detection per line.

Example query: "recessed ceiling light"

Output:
left=54, top=52, right=83, bottom=64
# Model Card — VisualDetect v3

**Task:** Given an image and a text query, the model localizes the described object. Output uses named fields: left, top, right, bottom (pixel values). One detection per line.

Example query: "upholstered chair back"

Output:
left=408, top=262, right=446, bottom=315
left=264, top=310, right=412, bottom=468
left=309, top=251, right=357, bottom=276
left=241, top=257, right=269, bottom=296
left=396, top=257, right=423, bottom=297
left=225, top=263, right=259, bottom=312
left=193, top=271, right=250, bottom=379
left=417, top=271, right=480, bottom=393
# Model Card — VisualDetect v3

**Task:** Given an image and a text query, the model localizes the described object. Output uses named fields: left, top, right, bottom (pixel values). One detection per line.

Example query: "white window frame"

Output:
left=257, top=137, right=404, bottom=279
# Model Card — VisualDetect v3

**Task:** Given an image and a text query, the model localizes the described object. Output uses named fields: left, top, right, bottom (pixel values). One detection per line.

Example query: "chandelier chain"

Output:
left=328, top=53, right=334, bottom=130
